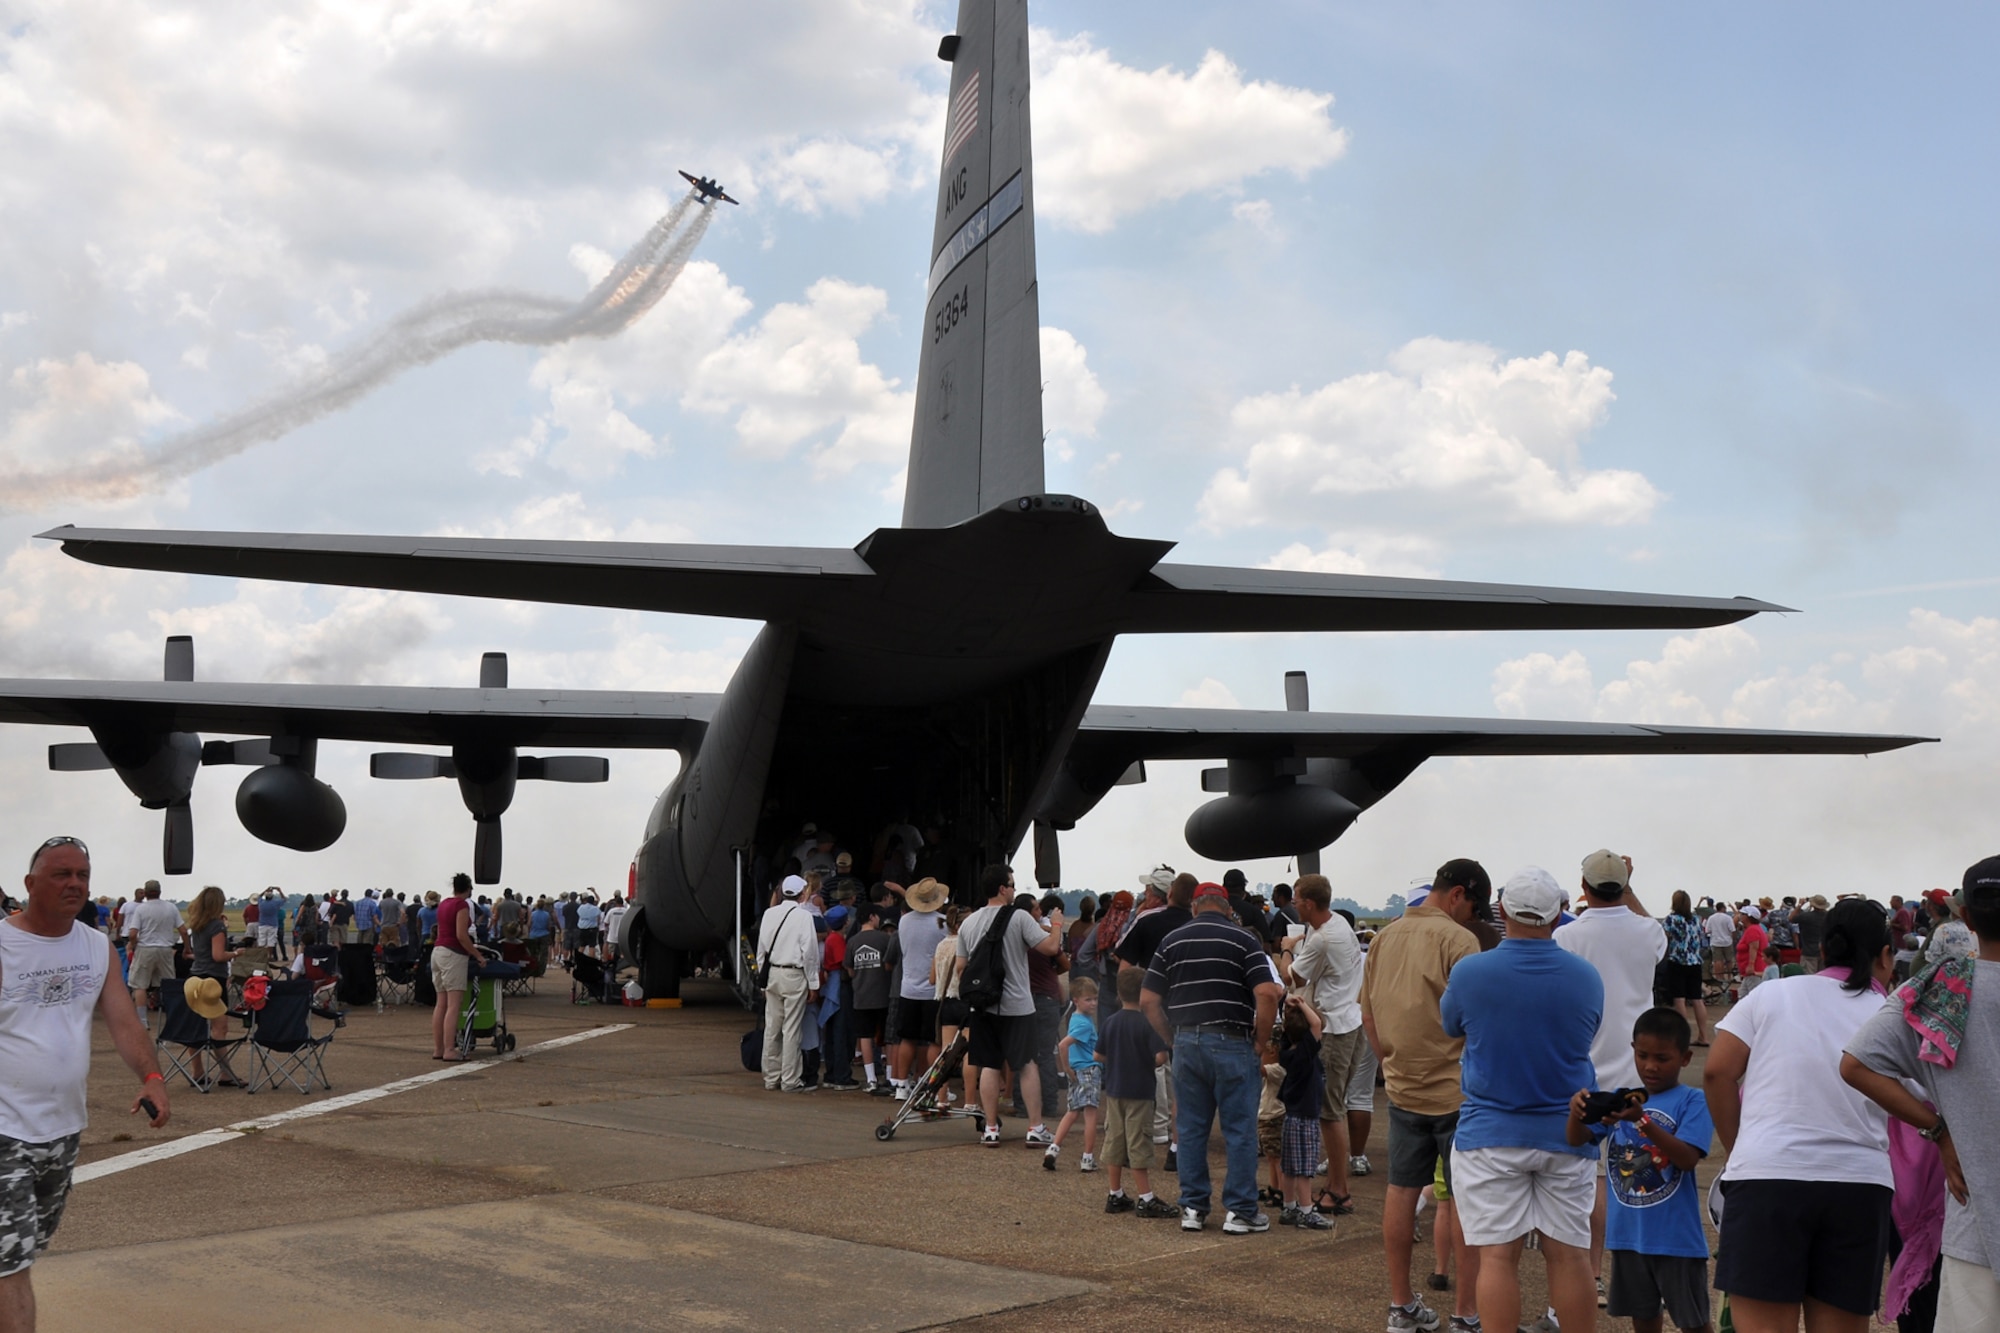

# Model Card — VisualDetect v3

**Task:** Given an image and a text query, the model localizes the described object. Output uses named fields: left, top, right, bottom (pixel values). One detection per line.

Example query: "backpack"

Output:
left=958, top=905, right=1017, bottom=1013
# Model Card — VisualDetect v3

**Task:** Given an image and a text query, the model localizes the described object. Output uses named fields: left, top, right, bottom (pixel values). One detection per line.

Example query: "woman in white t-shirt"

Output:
left=1702, top=898, right=1897, bottom=1333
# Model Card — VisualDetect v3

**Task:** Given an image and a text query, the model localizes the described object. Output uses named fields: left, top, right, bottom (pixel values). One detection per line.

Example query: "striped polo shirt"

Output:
left=1143, top=914, right=1279, bottom=1030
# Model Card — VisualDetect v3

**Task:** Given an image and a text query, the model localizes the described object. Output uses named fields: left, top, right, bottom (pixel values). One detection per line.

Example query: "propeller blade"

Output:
left=473, top=817, right=503, bottom=884
left=1033, top=819, right=1061, bottom=888
left=163, top=801, right=194, bottom=876
left=479, top=652, right=508, bottom=689
left=164, top=635, right=194, bottom=683
left=370, top=753, right=456, bottom=780
left=1284, top=669, right=1309, bottom=712
left=518, top=755, right=609, bottom=783
left=48, top=742, right=112, bottom=772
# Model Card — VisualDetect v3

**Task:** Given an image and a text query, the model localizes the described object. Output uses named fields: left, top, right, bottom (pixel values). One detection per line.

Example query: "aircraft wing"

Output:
left=1116, top=564, right=1789, bottom=633
left=1071, top=704, right=1931, bottom=763
left=0, top=678, right=721, bottom=749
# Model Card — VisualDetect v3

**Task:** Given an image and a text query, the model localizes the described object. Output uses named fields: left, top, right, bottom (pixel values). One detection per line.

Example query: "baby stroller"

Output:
left=457, top=948, right=521, bottom=1057
left=874, top=1028, right=983, bottom=1142
left=568, top=951, right=618, bottom=1005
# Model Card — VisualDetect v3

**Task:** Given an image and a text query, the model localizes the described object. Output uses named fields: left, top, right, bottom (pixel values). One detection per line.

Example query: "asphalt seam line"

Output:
left=75, top=1022, right=634, bottom=1184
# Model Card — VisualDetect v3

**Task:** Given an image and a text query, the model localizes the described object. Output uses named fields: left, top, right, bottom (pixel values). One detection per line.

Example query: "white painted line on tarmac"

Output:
left=75, top=1023, right=634, bottom=1184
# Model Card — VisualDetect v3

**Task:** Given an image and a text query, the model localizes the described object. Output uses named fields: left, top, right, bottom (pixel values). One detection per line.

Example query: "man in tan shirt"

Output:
left=1361, top=858, right=1489, bottom=1333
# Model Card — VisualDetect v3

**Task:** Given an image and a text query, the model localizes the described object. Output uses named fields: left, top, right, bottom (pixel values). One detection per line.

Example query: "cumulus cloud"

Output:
left=1262, top=532, right=1445, bottom=579
left=1200, top=338, right=1661, bottom=536
left=1, top=355, right=181, bottom=476
left=1031, top=32, right=1347, bottom=233
left=1039, top=326, right=1105, bottom=463
left=1179, top=677, right=1241, bottom=709
left=683, top=277, right=914, bottom=475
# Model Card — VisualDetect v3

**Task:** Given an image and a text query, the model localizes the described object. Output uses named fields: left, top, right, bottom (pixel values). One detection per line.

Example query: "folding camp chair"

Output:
left=245, top=978, right=342, bottom=1094
left=155, top=979, right=247, bottom=1093
left=299, top=944, right=340, bottom=1010
left=229, top=947, right=276, bottom=1006
left=377, top=945, right=419, bottom=1005
left=498, top=939, right=542, bottom=996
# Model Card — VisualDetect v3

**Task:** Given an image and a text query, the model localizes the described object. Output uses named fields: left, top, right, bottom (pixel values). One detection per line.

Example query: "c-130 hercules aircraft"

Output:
left=2, top=1, right=1926, bottom=996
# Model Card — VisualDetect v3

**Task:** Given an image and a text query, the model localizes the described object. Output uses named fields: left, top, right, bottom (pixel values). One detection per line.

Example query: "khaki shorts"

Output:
left=430, top=947, right=471, bottom=994
left=1318, top=1026, right=1364, bottom=1120
left=127, top=946, right=176, bottom=991
left=1101, top=1096, right=1155, bottom=1170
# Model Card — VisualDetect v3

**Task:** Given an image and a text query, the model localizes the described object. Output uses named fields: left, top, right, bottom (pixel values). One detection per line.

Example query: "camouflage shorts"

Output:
left=0, top=1132, right=80, bottom=1277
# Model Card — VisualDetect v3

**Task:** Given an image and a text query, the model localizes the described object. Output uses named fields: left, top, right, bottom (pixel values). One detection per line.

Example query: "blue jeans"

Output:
left=1172, top=1029, right=1262, bottom=1219
left=821, top=996, right=852, bottom=1086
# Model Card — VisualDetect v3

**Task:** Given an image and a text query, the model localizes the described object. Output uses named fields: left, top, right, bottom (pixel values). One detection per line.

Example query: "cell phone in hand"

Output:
left=139, top=1097, right=159, bottom=1120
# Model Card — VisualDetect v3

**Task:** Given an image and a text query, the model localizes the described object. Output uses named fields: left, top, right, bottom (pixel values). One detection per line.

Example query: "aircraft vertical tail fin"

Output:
left=900, top=0, right=1045, bottom=529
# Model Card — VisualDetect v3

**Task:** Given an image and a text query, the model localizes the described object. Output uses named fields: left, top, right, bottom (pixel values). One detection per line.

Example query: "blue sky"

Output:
left=0, top=2, right=1991, bottom=906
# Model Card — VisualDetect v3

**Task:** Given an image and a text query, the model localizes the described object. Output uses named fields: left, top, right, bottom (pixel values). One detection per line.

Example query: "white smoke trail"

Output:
left=0, top=191, right=717, bottom=510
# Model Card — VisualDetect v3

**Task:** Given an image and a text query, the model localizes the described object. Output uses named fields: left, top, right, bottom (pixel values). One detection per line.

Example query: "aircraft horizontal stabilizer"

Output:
left=1122, top=564, right=1790, bottom=635
left=41, top=526, right=869, bottom=621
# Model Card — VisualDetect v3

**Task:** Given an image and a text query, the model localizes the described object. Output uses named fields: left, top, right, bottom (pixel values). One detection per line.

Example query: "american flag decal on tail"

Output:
left=943, top=72, right=980, bottom=164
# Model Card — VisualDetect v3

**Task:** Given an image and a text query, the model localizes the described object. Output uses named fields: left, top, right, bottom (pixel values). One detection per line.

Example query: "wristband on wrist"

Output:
left=143, top=1072, right=165, bottom=1084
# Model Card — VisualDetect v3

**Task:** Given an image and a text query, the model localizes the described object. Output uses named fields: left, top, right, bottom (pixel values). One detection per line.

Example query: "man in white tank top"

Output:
left=0, top=836, right=171, bottom=1329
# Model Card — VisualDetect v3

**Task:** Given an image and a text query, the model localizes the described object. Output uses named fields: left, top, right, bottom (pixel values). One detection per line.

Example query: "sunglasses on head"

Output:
left=29, top=835, right=89, bottom=870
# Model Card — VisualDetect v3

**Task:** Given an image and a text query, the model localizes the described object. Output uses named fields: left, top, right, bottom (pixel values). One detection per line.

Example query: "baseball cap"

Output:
left=1962, top=855, right=2000, bottom=895
left=780, top=874, right=807, bottom=899
left=1404, top=884, right=1431, bottom=909
left=1139, top=865, right=1173, bottom=894
left=1193, top=882, right=1230, bottom=903
left=825, top=905, right=849, bottom=927
left=1500, top=867, right=1564, bottom=926
left=1740, top=904, right=1762, bottom=921
left=1580, top=849, right=1629, bottom=893
left=1222, top=868, right=1248, bottom=890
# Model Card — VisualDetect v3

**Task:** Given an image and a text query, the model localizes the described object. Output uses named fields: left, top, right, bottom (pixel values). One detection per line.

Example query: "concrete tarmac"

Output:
left=36, top=974, right=1730, bottom=1331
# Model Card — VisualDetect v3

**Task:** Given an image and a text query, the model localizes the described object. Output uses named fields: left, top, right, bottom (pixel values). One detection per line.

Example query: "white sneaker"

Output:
left=1023, top=1125, right=1054, bottom=1146
left=1078, top=1153, right=1098, bottom=1172
left=980, top=1125, right=1000, bottom=1147
left=1042, top=1144, right=1060, bottom=1171
left=1387, top=1300, right=1441, bottom=1333
left=1349, top=1154, right=1372, bottom=1176
left=893, top=1084, right=910, bottom=1101
left=1316, top=1157, right=1329, bottom=1176
left=1180, top=1206, right=1205, bottom=1232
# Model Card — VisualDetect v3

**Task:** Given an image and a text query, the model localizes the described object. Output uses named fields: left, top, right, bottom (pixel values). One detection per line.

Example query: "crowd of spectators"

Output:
left=745, top=837, right=1998, bottom=1333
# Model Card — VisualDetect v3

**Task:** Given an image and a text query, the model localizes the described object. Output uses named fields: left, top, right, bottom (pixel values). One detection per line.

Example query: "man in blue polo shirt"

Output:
left=1141, top=881, right=1284, bottom=1236
left=1441, top=867, right=1603, bottom=1333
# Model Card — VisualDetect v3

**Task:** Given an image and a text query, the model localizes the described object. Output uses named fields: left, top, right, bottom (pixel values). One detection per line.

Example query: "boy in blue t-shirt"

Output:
left=1566, top=1006, right=1715, bottom=1333
left=1044, top=978, right=1101, bottom=1172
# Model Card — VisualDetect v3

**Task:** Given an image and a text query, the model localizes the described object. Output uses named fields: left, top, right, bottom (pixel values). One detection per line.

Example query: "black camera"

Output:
left=1579, top=1087, right=1648, bottom=1121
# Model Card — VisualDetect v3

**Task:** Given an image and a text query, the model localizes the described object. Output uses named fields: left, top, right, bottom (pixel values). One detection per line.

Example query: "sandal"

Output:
left=1313, top=1189, right=1356, bottom=1216
left=1259, top=1186, right=1285, bottom=1206
left=212, top=1077, right=248, bottom=1089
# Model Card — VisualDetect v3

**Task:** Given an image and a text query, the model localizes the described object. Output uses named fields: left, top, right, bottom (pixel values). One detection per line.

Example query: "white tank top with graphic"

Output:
left=0, top=917, right=111, bottom=1141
